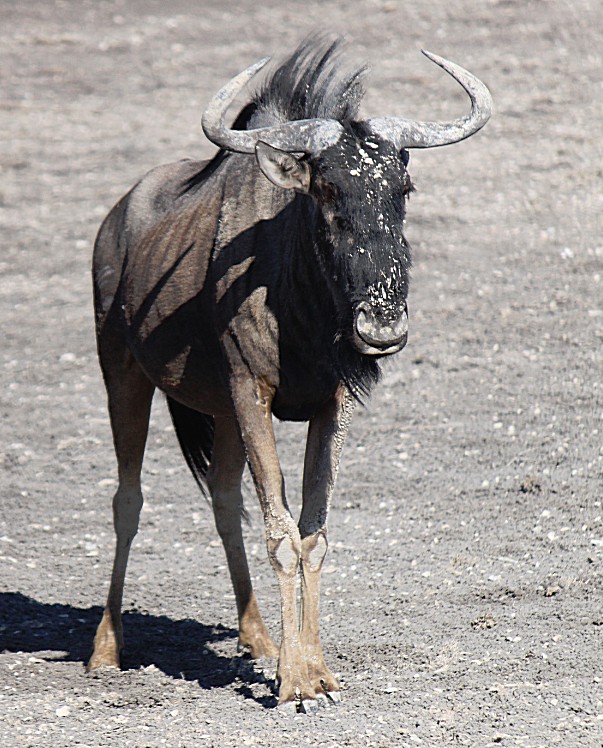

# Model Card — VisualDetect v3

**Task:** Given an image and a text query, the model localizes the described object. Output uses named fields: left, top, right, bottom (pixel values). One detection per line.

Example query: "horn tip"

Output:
left=254, top=56, right=271, bottom=71
left=421, top=49, right=445, bottom=67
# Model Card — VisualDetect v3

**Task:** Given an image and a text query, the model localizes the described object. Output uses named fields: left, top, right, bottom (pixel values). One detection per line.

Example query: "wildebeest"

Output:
left=88, top=36, right=491, bottom=711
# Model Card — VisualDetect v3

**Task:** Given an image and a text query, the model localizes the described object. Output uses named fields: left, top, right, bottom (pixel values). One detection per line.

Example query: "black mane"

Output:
left=252, top=37, right=381, bottom=403
left=251, top=35, right=367, bottom=126
left=184, top=36, right=366, bottom=195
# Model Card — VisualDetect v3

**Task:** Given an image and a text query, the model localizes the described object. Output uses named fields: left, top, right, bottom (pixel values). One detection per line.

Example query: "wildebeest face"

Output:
left=255, top=130, right=412, bottom=357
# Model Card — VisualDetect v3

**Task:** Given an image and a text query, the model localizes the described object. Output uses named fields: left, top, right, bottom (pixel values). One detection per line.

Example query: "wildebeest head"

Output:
left=202, top=43, right=492, bottom=357
left=254, top=130, right=413, bottom=356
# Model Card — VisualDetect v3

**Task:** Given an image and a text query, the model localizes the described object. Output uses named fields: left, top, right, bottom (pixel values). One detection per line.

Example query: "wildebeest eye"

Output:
left=316, top=180, right=338, bottom=204
left=334, top=215, right=353, bottom=232
left=400, top=149, right=410, bottom=167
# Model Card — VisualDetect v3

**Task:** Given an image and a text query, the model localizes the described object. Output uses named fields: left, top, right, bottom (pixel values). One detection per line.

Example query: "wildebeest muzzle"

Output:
left=353, top=301, right=408, bottom=356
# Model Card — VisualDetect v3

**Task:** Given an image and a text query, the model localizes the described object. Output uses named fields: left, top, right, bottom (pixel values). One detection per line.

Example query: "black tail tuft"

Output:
left=166, top=397, right=215, bottom=497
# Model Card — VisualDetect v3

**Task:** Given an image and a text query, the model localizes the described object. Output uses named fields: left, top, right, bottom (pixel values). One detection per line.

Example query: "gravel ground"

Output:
left=1, top=1, right=602, bottom=746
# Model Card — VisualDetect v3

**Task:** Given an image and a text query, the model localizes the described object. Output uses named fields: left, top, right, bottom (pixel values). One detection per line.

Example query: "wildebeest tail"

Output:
left=166, top=397, right=214, bottom=497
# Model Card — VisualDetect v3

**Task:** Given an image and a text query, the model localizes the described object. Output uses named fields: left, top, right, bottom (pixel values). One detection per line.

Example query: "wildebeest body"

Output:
left=88, top=36, right=491, bottom=710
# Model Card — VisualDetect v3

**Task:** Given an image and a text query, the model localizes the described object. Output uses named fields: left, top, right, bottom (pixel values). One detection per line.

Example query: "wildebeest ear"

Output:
left=255, top=141, right=311, bottom=192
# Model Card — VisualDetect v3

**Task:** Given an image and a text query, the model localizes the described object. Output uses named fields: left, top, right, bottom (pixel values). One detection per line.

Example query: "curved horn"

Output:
left=202, top=58, right=344, bottom=154
left=366, top=50, right=492, bottom=149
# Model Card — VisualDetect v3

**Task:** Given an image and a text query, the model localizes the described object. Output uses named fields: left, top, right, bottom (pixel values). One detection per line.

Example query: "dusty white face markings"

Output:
left=367, top=275, right=405, bottom=319
left=345, top=139, right=410, bottom=316
left=348, top=143, right=399, bottom=197
left=316, top=131, right=411, bottom=323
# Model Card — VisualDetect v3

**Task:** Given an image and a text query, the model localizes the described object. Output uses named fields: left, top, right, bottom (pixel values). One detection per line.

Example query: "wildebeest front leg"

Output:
left=299, top=386, right=355, bottom=701
left=228, top=375, right=314, bottom=706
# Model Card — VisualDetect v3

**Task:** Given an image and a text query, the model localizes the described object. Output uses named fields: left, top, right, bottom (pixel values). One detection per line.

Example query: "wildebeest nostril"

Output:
left=355, top=303, right=408, bottom=348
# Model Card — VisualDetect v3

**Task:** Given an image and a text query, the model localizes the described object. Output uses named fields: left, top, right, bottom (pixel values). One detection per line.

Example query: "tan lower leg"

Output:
left=267, top=531, right=316, bottom=703
left=209, top=417, right=277, bottom=659
left=299, top=531, right=339, bottom=694
left=87, top=484, right=143, bottom=670
left=215, top=505, right=278, bottom=658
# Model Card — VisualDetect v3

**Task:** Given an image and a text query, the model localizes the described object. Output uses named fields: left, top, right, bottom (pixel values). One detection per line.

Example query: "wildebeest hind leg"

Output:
left=87, top=348, right=154, bottom=671
left=207, top=417, right=278, bottom=659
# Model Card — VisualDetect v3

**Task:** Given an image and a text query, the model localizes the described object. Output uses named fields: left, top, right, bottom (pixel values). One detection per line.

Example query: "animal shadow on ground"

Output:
left=0, top=592, right=277, bottom=705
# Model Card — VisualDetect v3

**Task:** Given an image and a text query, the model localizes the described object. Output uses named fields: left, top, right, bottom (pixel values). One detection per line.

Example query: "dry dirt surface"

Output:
left=1, top=1, right=602, bottom=746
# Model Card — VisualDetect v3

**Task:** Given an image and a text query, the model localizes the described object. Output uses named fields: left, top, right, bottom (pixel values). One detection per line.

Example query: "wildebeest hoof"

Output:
left=315, top=692, right=330, bottom=708
left=237, top=638, right=279, bottom=660
left=299, top=698, right=321, bottom=715
left=277, top=690, right=338, bottom=715
left=85, top=657, right=120, bottom=673
left=276, top=699, right=299, bottom=716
